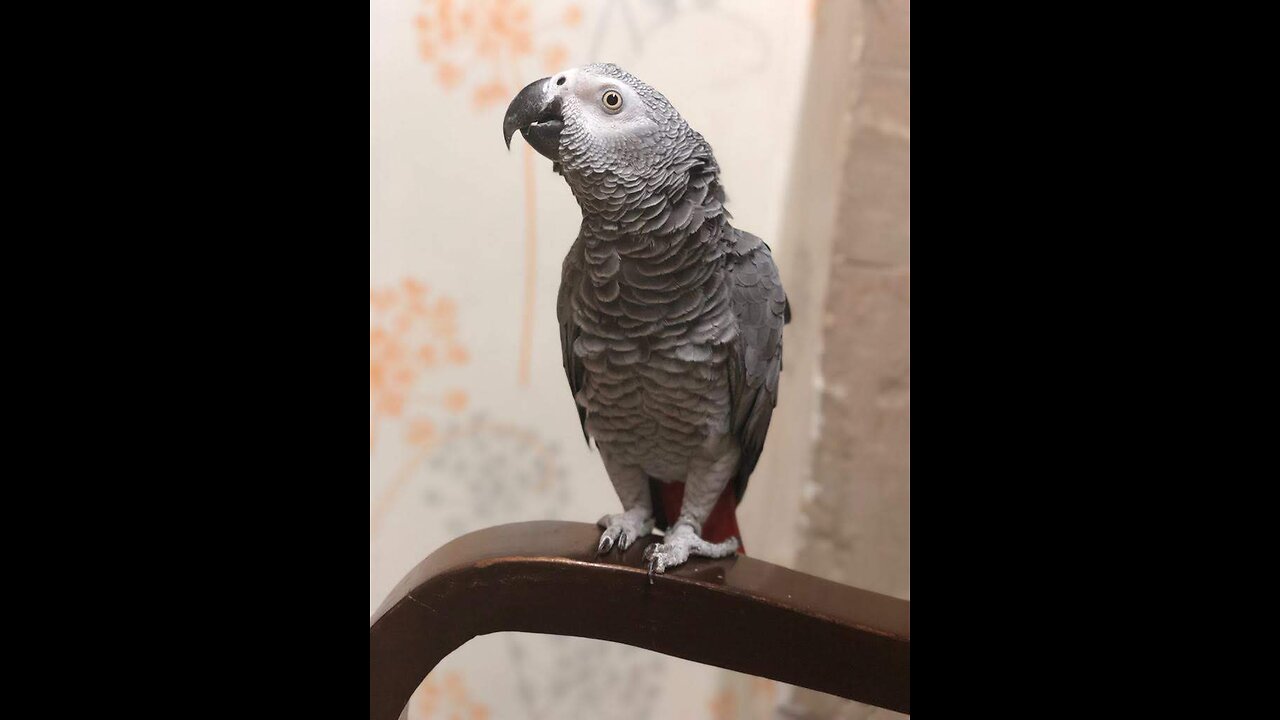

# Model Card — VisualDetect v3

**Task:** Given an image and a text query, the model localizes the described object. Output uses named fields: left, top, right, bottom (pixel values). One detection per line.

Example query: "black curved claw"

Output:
left=598, top=534, right=614, bottom=555
left=648, top=554, right=659, bottom=584
left=618, top=530, right=629, bottom=551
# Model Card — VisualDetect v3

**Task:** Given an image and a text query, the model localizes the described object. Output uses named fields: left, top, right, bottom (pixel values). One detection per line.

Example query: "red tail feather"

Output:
left=657, top=482, right=746, bottom=554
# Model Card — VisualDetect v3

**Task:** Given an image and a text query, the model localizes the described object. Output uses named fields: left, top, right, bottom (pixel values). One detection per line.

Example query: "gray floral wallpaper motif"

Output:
left=509, top=635, right=664, bottom=720
left=425, top=414, right=571, bottom=536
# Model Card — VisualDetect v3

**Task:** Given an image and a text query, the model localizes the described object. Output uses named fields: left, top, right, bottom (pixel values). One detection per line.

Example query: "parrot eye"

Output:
left=601, top=90, right=623, bottom=113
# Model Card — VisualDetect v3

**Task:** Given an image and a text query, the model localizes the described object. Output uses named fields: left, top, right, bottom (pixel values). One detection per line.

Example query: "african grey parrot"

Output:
left=503, top=63, right=789, bottom=578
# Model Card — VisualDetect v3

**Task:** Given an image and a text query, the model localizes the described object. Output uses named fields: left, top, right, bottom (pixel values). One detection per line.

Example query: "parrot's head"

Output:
left=503, top=64, right=715, bottom=219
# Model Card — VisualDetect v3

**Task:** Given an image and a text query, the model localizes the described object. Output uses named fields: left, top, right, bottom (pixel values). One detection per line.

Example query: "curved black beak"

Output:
left=502, top=77, right=563, bottom=161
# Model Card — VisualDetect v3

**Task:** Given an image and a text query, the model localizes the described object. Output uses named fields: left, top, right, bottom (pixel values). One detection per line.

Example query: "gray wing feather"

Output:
left=559, top=236, right=590, bottom=444
left=726, top=229, right=790, bottom=502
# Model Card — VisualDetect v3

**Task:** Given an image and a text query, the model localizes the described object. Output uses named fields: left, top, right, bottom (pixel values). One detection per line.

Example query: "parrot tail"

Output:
left=649, top=479, right=746, bottom=554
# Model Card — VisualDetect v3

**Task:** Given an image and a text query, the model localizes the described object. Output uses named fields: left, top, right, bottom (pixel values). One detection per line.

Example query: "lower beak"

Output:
left=502, top=77, right=563, bottom=161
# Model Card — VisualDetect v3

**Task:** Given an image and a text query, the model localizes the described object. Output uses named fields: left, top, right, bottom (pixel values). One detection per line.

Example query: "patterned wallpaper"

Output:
left=371, top=1, right=813, bottom=717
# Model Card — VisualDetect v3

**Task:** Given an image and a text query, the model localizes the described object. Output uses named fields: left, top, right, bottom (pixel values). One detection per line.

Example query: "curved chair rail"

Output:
left=370, top=521, right=909, bottom=719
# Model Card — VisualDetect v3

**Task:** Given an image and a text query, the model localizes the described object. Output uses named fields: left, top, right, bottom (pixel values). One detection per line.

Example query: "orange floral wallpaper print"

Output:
left=413, top=0, right=583, bottom=386
left=369, top=278, right=470, bottom=454
left=411, top=671, right=490, bottom=720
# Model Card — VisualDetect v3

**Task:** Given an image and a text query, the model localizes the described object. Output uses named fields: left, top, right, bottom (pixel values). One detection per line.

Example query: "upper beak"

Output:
left=503, top=77, right=563, bottom=161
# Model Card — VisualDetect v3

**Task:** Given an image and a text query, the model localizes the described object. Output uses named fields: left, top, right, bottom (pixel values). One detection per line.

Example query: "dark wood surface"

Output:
left=370, top=521, right=909, bottom=719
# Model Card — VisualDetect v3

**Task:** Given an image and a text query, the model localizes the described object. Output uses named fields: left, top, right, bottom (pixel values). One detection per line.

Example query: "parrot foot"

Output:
left=643, top=522, right=739, bottom=583
left=596, top=509, right=655, bottom=554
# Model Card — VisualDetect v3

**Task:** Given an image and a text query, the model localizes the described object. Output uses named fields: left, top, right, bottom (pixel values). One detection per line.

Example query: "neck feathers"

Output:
left=566, top=142, right=729, bottom=238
